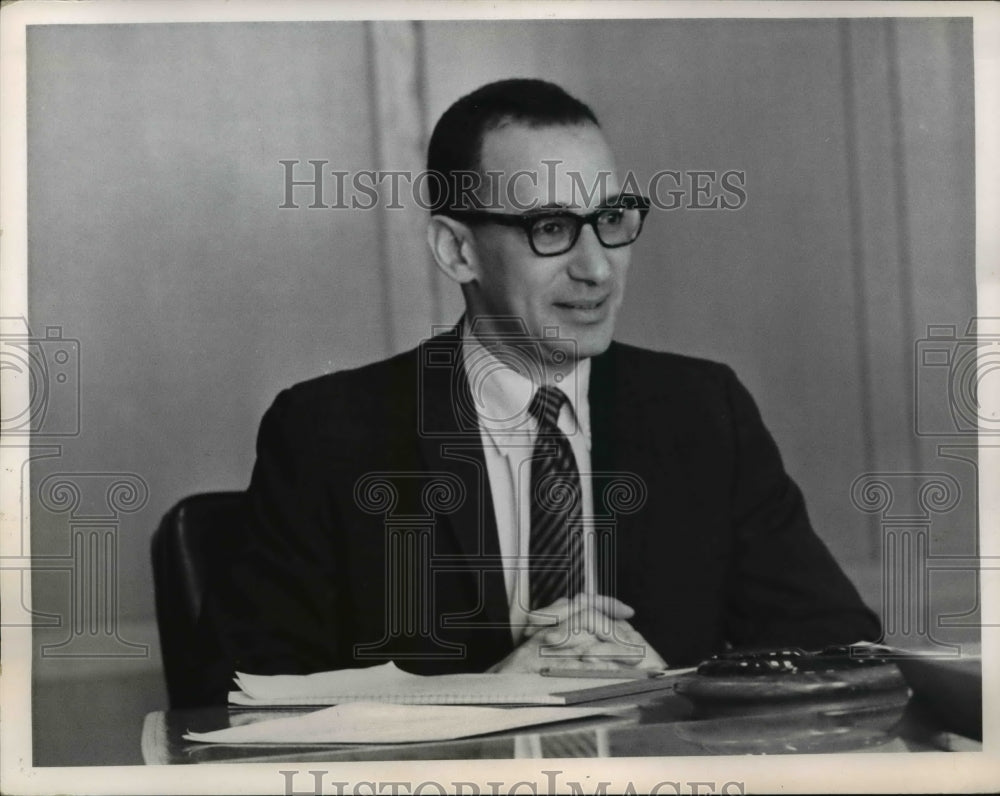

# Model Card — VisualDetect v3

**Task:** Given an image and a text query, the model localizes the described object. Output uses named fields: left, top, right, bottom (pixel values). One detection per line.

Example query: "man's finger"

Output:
left=589, top=594, right=635, bottom=619
left=527, top=593, right=635, bottom=623
left=527, top=610, right=637, bottom=643
left=523, top=596, right=572, bottom=625
left=538, top=616, right=630, bottom=644
left=571, top=636, right=646, bottom=662
left=539, top=626, right=600, bottom=648
left=537, top=627, right=645, bottom=660
left=523, top=594, right=635, bottom=636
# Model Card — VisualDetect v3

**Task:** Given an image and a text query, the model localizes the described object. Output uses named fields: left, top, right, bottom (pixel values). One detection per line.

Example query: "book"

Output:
left=228, top=661, right=691, bottom=707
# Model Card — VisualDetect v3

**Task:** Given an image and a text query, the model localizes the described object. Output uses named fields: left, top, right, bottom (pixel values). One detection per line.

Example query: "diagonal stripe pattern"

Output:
left=528, top=385, right=584, bottom=611
left=540, top=729, right=601, bottom=758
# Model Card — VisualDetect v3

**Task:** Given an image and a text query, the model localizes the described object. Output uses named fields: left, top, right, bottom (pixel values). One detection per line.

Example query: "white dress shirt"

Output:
left=461, top=322, right=596, bottom=643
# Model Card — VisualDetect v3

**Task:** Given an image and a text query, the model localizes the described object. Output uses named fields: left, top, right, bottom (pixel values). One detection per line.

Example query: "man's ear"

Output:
left=426, top=215, right=479, bottom=285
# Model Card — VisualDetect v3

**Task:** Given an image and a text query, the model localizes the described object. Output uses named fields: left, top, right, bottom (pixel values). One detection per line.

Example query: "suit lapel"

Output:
left=589, top=342, right=676, bottom=599
left=590, top=343, right=623, bottom=595
left=415, top=326, right=510, bottom=631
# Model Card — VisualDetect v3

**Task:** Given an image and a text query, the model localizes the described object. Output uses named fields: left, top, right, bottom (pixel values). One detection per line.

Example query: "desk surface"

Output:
left=142, top=674, right=981, bottom=764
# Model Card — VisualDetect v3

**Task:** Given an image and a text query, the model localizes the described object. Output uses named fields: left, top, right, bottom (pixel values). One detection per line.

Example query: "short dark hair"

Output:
left=426, top=78, right=600, bottom=214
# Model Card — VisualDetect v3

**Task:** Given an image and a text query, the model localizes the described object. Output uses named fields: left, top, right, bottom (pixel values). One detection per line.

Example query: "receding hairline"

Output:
left=472, top=116, right=605, bottom=172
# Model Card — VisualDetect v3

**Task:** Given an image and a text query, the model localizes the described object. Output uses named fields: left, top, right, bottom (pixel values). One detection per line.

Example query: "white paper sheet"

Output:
left=185, top=701, right=619, bottom=744
left=229, top=661, right=687, bottom=706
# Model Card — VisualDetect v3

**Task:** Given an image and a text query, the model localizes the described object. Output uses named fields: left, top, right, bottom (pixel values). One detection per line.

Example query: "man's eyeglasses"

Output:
left=443, top=194, right=650, bottom=257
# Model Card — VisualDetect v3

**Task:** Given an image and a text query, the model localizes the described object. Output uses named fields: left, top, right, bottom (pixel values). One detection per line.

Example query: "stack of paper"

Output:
left=229, top=662, right=686, bottom=707
left=186, top=701, right=618, bottom=744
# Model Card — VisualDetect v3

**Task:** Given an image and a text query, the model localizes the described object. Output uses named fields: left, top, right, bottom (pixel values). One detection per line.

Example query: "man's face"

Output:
left=462, top=122, right=632, bottom=367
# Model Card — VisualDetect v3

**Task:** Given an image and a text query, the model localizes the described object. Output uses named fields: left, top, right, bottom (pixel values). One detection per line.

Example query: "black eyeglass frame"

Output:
left=441, top=194, right=651, bottom=257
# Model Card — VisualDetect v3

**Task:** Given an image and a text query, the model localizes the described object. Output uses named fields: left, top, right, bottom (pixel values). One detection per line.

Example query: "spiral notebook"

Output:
left=228, top=661, right=687, bottom=707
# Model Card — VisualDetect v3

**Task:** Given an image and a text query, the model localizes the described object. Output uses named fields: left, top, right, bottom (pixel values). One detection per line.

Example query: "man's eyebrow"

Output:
left=530, top=193, right=627, bottom=212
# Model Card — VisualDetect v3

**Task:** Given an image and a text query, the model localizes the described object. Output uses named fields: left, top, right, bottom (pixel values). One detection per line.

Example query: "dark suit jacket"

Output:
left=196, top=328, right=879, bottom=704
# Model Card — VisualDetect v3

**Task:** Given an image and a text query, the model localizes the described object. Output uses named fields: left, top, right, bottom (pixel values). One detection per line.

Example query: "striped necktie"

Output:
left=528, top=385, right=585, bottom=610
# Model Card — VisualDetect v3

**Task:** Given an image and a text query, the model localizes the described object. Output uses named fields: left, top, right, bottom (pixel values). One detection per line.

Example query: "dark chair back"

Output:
left=151, top=491, right=246, bottom=708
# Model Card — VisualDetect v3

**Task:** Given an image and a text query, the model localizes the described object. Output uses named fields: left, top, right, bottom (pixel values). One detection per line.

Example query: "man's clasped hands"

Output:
left=489, top=594, right=668, bottom=673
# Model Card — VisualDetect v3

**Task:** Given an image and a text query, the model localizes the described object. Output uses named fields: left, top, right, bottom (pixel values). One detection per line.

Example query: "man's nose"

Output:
left=567, top=225, right=613, bottom=284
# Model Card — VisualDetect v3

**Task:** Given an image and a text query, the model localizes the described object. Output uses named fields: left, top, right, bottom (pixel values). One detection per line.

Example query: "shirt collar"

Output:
left=461, top=318, right=591, bottom=452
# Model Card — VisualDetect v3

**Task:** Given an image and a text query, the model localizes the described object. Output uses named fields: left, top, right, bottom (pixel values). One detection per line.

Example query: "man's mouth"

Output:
left=554, top=297, right=607, bottom=311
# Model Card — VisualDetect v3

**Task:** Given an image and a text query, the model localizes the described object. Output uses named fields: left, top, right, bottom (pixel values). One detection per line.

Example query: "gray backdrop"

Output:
left=22, top=18, right=977, bottom=764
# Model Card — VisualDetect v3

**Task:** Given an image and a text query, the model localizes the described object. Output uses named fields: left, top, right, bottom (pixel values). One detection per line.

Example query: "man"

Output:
left=195, top=79, right=878, bottom=705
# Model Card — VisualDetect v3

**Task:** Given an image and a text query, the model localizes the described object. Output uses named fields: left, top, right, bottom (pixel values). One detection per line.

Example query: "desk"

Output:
left=142, top=678, right=981, bottom=764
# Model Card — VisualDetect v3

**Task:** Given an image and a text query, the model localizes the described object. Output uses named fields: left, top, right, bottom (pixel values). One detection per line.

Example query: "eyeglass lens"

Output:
left=530, top=208, right=642, bottom=255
